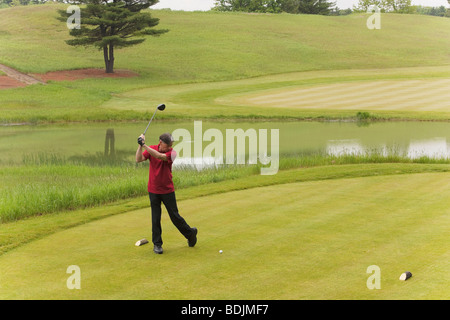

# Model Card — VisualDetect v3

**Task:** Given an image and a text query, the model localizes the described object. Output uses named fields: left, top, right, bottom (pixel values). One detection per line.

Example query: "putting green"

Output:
left=0, top=172, right=448, bottom=299
left=226, top=78, right=450, bottom=112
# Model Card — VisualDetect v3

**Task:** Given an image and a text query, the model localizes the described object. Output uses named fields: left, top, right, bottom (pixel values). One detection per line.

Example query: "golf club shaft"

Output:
left=143, top=108, right=158, bottom=135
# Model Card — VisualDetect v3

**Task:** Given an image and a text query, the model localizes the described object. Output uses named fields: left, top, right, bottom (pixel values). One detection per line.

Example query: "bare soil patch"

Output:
left=0, top=68, right=138, bottom=89
left=0, top=75, right=27, bottom=89
left=31, top=68, right=139, bottom=82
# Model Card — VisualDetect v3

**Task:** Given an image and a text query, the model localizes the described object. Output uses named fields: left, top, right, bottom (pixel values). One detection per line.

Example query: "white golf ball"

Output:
left=219, top=250, right=223, bottom=254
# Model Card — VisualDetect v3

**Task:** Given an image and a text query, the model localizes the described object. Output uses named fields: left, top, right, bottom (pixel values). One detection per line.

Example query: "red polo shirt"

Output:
left=142, top=144, right=177, bottom=194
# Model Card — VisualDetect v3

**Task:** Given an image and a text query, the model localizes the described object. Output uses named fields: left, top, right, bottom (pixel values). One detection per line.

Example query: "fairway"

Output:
left=102, top=66, right=450, bottom=120
left=0, top=171, right=448, bottom=299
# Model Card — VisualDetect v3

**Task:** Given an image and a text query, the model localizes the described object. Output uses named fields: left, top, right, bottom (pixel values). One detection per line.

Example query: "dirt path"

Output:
left=0, top=63, right=46, bottom=86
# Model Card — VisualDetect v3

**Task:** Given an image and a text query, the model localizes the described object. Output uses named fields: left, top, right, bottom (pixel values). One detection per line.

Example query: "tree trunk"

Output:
left=109, top=43, right=114, bottom=73
left=103, top=44, right=115, bottom=73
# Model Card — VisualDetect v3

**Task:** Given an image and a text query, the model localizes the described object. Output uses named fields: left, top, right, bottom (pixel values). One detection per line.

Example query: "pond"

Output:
left=0, top=120, right=449, bottom=168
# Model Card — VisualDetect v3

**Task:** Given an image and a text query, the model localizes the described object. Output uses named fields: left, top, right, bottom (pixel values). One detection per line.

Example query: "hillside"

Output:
left=0, top=4, right=449, bottom=122
left=1, top=4, right=449, bottom=78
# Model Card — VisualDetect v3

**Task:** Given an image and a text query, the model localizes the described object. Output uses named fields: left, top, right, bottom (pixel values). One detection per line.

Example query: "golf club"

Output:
left=143, top=103, right=166, bottom=135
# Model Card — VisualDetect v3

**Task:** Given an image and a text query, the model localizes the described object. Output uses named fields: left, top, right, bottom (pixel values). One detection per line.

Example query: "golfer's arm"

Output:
left=135, top=146, right=146, bottom=163
left=142, top=144, right=168, bottom=161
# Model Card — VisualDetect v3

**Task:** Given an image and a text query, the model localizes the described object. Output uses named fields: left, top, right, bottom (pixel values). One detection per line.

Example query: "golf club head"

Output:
left=142, top=104, right=166, bottom=135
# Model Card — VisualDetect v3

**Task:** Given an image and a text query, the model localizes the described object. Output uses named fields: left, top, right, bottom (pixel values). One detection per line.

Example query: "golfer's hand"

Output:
left=138, top=134, right=145, bottom=146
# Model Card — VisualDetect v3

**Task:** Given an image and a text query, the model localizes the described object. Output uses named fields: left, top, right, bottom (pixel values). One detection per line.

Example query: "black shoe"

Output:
left=153, top=245, right=163, bottom=254
left=188, top=227, right=198, bottom=247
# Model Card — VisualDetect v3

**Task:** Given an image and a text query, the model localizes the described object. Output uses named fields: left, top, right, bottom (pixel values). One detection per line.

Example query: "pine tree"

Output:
left=58, top=0, right=168, bottom=73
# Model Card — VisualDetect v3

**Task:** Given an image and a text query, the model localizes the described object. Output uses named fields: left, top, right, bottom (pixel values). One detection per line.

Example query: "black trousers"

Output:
left=149, top=192, right=192, bottom=246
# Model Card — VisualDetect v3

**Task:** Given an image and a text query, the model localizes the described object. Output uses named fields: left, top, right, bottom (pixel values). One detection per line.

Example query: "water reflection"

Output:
left=327, top=140, right=364, bottom=157
left=407, top=138, right=450, bottom=159
left=1, top=121, right=449, bottom=168
left=327, top=137, right=449, bottom=159
left=173, top=156, right=220, bottom=170
left=104, top=128, right=115, bottom=156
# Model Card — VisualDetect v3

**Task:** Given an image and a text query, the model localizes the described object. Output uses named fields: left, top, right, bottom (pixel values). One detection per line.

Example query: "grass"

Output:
left=103, top=66, right=450, bottom=121
left=1, top=161, right=449, bottom=255
left=0, top=5, right=450, bottom=122
left=2, top=6, right=449, bottom=75
left=0, top=4, right=449, bottom=300
left=0, top=161, right=260, bottom=223
left=2, top=151, right=449, bottom=224
left=0, top=167, right=448, bottom=299
left=0, top=164, right=146, bottom=222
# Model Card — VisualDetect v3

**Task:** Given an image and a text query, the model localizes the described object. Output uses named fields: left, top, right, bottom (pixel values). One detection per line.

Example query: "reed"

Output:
left=1, top=149, right=448, bottom=223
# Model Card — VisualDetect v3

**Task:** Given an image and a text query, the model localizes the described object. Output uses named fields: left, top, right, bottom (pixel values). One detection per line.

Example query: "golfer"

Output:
left=136, top=133, right=197, bottom=254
